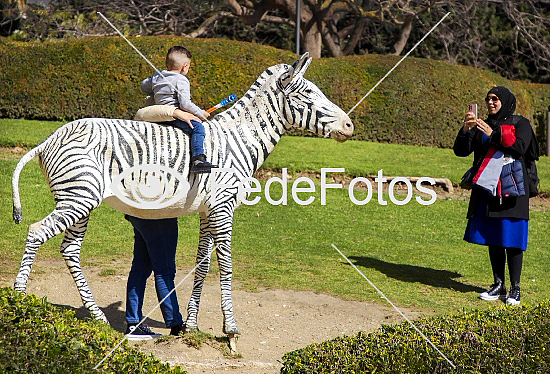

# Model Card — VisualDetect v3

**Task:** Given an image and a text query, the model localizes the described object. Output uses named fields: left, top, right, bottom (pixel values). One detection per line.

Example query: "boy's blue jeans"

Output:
left=170, top=119, right=205, bottom=158
left=125, top=215, right=183, bottom=328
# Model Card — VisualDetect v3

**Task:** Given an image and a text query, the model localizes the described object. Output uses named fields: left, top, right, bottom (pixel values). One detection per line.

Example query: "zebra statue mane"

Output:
left=12, top=53, right=353, bottom=350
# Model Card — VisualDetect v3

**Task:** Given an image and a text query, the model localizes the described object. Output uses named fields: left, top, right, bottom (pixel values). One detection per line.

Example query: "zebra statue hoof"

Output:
left=13, top=287, right=26, bottom=295
left=89, top=308, right=110, bottom=325
left=228, top=333, right=239, bottom=356
left=223, top=323, right=240, bottom=335
left=97, top=314, right=110, bottom=325
left=13, top=281, right=27, bottom=294
left=184, top=325, right=200, bottom=334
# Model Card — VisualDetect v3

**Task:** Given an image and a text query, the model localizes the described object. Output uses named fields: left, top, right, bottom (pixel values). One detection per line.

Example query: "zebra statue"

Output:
left=12, top=53, right=353, bottom=343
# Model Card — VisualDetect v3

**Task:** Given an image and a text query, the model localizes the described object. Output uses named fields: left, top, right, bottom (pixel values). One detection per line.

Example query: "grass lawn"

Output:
left=264, top=136, right=550, bottom=193
left=0, top=119, right=64, bottom=148
left=1, top=119, right=549, bottom=316
left=2, top=118, right=548, bottom=191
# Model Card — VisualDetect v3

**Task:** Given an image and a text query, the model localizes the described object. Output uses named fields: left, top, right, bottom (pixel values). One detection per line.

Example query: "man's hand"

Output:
left=173, top=109, right=200, bottom=129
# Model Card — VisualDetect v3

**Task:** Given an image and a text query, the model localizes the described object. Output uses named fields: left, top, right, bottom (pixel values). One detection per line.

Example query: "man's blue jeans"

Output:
left=125, top=215, right=183, bottom=328
left=171, top=119, right=205, bottom=158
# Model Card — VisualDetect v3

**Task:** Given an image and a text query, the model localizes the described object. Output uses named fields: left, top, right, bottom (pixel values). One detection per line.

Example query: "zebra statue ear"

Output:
left=276, top=66, right=295, bottom=92
left=291, top=52, right=312, bottom=78
left=277, top=53, right=312, bottom=92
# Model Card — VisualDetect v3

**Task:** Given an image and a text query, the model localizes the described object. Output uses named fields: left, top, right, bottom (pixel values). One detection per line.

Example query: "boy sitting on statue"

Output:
left=137, top=46, right=215, bottom=174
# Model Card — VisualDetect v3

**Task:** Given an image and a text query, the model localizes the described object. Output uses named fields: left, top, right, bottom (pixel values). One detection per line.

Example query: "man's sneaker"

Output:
left=479, top=282, right=507, bottom=301
left=125, top=324, right=161, bottom=341
left=190, top=155, right=217, bottom=174
left=506, top=286, right=521, bottom=305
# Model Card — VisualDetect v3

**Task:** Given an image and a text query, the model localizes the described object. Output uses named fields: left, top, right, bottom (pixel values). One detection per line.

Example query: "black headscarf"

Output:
left=486, top=86, right=516, bottom=127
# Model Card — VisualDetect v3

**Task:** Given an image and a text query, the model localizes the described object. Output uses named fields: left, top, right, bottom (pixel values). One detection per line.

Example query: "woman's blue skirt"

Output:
left=463, top=194, right=528, bottom=251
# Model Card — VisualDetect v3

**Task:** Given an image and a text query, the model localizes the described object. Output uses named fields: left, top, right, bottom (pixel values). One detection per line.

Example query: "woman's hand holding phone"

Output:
left=463, top=105, right=477, bottom=132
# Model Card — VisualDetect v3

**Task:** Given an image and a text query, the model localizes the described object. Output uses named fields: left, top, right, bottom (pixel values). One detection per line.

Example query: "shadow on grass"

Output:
left=347, top=256, right=485, bottom=293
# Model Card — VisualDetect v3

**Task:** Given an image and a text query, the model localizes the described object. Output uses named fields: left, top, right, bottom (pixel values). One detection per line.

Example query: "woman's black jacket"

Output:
left=453, top=115, right=535, bottom=220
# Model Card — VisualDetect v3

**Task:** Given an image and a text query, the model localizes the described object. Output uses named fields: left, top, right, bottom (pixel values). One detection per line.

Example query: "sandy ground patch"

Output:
left=0, top=259, right=424, bottom=373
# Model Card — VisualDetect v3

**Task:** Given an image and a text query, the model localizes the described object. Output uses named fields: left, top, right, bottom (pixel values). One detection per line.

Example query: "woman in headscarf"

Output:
left=453, top=86, right=538, bottom=305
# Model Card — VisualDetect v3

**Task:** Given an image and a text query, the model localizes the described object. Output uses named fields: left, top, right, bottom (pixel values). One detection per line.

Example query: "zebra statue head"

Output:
left=229, top=53, right=354, bottom=143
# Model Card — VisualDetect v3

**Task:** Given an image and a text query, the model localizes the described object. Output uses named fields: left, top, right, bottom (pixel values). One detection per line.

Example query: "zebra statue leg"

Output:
left=185, top=211, right=239, bottom=354
left=60, top=216, right=108, bottom=323
left=14, top=204, right=107, bottom=322
left=215, top=233, right=239, bottom=336
left=185, top=212, right=214, bottom=332
left=14, top=206, right=84, bottom=294
left=214, top=223, right=240, bottom=355
left=214, top=212, right=240, bottom=355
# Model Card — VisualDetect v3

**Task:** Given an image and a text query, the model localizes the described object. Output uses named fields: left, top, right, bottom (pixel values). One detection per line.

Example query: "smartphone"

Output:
left=468, top=104, right=477, bottom=119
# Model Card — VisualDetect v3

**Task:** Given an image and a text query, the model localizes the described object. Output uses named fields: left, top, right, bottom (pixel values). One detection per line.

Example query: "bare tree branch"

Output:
left=185, top=10, right=236, bottom=38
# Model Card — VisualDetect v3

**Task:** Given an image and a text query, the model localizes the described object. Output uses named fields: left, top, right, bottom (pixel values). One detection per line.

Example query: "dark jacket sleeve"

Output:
left=453, top=127, right=478, bottom=157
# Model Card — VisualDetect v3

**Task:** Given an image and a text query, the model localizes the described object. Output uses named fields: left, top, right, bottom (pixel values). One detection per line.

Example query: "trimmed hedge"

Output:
left=311, top=55, right=550, bottom=149
left=0, top=37, right=294, bottom=122
left=281, top=300, right=550, bottom=373
left=1, top=36, right=549, bottom=148
left=0, top=287, right=185, bottom=373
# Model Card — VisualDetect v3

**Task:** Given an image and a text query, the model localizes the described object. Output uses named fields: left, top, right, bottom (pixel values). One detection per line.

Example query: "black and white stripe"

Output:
left=12, top=53, right=353, bottom=334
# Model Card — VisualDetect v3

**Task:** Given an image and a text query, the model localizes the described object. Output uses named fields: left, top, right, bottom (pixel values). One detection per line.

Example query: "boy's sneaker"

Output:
left=190, top=155, right=217, bottom=174
left=506, top=286, right=521, bottom=305
left=479, top=282, right=507, bottom=301
left=125, top=324, right=161, bottom=341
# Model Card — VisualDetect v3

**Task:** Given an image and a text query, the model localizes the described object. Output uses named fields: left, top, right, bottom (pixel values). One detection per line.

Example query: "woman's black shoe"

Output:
left=479, top=282, right=507, bottom=301
left=506, top=286, right=520, bottom=305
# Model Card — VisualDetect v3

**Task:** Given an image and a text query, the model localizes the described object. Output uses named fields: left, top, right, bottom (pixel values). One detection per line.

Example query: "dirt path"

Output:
left=0, top=260, right=424, bottom=373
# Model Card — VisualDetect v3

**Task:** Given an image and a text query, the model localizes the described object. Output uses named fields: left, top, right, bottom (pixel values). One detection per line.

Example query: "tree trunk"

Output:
left=301, top=17, right=322, bottom=58
left=5, top=0, right=26, bottom=19
left=320, top=21, right=345, bottom=57
left=392, top=14, right=414, bottom=55
left=302, top=27, right=322, bottom=58
left=342, top=18, right=366, bottom=56
left=17, top=0, right=26, bottom=19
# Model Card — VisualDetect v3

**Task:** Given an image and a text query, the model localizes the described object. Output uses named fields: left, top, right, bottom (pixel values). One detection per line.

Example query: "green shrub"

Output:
left=1, top=37, right=549, bottom=148
left=0, top=287, right=185, bottom=373
left=281, top=300, right=550, bottom=373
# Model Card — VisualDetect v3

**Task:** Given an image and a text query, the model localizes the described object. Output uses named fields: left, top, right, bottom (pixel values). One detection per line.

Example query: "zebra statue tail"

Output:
left=12, top=142, right=46, bottom=224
